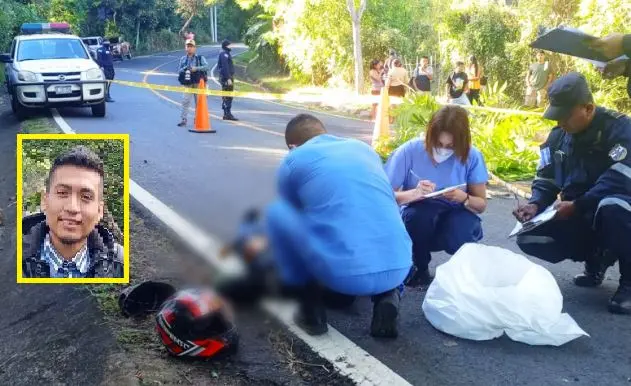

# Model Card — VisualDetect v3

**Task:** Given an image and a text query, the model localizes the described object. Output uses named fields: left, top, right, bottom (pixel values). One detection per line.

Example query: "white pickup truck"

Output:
left=0, top=23, right=107, bottom=120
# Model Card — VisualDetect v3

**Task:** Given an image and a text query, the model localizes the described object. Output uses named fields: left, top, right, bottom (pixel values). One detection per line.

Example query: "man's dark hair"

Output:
left=285, top=114, right=326, bottom=147
left=421, top=55, right=429, bottom=60
left=46, top=145, right=105, bottom=196
left=456, top=61, right=464, bottom=66
left=537, top=50, right=546, bottom=55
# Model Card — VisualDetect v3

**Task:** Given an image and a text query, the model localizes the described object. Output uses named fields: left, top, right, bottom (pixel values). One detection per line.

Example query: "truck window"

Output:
left=10, top=40, right=17, bottom=58
left=17, top=38, right=89, bottom=61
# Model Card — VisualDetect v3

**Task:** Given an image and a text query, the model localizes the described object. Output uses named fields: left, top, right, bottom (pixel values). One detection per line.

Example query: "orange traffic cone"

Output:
left=189, top=78, right=216, bottom=134
left=371, top=82, right=391, bottom=148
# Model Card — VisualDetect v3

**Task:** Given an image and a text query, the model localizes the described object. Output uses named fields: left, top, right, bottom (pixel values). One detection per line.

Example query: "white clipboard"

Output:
left=508, top=205, right=557, bottom=238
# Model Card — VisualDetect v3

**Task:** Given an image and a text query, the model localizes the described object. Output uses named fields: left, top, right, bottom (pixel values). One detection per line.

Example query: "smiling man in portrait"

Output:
left=22, top=145, right=124, bottom=279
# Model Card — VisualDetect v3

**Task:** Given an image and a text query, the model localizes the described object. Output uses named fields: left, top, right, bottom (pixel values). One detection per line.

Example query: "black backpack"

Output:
left=178, top=55, right=207, bottom=85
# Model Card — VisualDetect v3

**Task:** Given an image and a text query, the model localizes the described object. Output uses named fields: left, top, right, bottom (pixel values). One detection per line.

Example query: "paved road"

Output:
left=58, top=45, right=631, bottom=385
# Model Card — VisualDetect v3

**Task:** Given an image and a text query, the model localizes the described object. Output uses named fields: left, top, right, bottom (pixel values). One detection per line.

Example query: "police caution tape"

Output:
left=109, top=79, right=544, bottom=117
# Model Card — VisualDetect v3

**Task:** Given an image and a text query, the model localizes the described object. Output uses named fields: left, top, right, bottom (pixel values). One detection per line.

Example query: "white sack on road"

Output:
left=421, top=243, right=589, bottom=346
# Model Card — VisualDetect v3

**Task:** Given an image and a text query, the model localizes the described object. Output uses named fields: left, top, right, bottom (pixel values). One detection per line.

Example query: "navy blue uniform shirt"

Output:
left=96, top=46, right=114, bottom=67
left=217, top=49, right=234, bottom=81
left=530, top=107, right=631, bottom=215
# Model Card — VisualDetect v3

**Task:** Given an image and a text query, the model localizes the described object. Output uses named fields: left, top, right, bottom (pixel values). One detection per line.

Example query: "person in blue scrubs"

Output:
left=266, top=114, right=413, bottom=338
left=384, top=105, right=489, bottom=287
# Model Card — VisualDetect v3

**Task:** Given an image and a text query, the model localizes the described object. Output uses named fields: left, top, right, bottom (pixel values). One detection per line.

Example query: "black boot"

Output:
left=608, top=281, right=631, bottom=315
left=293, top=283, right=328, bottom=336
left=608, top=260, right=631, bottom=314
left=404, top=265, right=434, bottom=288
left=574, top=250, right=615, bottom=287
left=370, top=289, right=400, bottom=338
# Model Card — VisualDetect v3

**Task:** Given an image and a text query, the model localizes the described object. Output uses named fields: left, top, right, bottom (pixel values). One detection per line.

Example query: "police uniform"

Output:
left=217, top=40, right=238, bottom=121
left=96, top=42, right=115, bottom=102
left=516, top=72, right=631, bottom=314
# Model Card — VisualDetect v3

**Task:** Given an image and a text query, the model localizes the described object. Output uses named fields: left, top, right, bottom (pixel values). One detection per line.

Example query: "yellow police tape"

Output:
left=109, top=79, right=544, bottom=118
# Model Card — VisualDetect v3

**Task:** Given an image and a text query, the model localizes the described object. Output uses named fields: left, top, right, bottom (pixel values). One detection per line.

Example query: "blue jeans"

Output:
left=266, top=199, right=408, bottom=296
left=401, top=199, right=483, bottom=269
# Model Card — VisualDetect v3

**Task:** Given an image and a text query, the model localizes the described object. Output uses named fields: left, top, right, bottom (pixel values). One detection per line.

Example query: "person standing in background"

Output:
left=412, top=56, right=433, bottom=95
left=466, top=55, right=483, bottom=105
left=176, top=39, right=209, bottom=127
left=218, top=39, right=238, bottom=121
left=369, top=59, right=384, bottom=121
left=525, top=50, right=553, bottom=108
left=388, top=59, right=409, bottom=98
left=96, top=40, right=115, bottom=103
left=446, top=61, right=470, bottom=105
left=384, top=49, right=397, bottom=79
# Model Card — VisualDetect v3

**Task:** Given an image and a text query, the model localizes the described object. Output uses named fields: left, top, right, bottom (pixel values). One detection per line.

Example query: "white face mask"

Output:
left=433, top=148, right=454, bottom=163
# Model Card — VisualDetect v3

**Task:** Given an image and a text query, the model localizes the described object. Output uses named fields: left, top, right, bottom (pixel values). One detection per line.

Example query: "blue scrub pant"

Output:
left=401, top=199, right=483, bottom=269
left=517, top=195, right=631, bottom=280
left=265, top=199, right=408, bottom=297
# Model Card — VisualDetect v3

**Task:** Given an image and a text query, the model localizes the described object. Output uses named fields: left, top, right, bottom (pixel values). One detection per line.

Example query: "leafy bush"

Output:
left=375, top=93, right=551, bottom=182
left=22, top=139, right=125, bottom=233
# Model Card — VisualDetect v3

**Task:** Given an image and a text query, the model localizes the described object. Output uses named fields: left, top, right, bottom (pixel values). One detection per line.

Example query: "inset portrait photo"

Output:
left=17, top=134, right=130, bottom=284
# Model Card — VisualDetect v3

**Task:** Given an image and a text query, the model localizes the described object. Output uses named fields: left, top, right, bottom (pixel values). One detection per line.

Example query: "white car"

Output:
left=1, top=23, right=107, bottom=120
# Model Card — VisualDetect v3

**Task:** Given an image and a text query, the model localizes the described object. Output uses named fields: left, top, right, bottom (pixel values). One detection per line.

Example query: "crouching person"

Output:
left=514, top=73, right=631, bottom=314
left=384, top=105, right=489, bottom=287
left=266, top=114, right=412, bottom=338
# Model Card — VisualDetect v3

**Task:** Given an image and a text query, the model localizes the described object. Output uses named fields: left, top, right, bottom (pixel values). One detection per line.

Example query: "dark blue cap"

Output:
left=543, top=72, right=593, bottom=121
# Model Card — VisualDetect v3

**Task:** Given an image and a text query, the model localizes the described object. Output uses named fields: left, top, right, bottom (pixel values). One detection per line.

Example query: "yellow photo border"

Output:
left=16, top=133, right=131, bottom=284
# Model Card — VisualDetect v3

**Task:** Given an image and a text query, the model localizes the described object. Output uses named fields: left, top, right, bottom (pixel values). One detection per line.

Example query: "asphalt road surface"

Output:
left=56, top=45, right=631, bottom=385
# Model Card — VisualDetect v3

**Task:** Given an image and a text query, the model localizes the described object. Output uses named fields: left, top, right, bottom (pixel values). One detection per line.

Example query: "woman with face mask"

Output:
left=384, top=105, right=489, bottom=287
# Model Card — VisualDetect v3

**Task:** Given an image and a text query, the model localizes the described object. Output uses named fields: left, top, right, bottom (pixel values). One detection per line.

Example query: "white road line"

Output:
left=51, top=110, right=412, bottom=386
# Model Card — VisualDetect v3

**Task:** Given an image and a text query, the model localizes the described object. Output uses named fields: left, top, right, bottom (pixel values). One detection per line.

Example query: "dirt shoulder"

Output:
left=1, top=102, right=353, bottom=385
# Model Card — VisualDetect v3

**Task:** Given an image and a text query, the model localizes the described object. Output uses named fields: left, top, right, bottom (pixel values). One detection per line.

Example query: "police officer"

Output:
left=513, top=72, right=631, bottom=315
left=96, top=40, right=115, bottom=102
left=217, top=39, right=238, bottom=121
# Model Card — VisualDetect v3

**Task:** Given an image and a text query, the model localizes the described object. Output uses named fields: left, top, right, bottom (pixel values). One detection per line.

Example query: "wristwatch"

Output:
left=463, top=193, right=470, bottom=207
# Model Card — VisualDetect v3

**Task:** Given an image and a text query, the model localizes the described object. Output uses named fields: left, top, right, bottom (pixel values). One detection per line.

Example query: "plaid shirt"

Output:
left=41, top=234, right=90, bottom=278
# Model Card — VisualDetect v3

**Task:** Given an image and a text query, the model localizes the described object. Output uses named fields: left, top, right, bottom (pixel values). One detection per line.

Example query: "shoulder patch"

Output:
left=609, top=144, right=628, bottom=162
left=538, top=147, right=552, bottom=170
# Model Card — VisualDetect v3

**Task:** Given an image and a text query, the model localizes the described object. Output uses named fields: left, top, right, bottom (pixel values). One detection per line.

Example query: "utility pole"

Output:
left=214, top=6, right=218, bottom=42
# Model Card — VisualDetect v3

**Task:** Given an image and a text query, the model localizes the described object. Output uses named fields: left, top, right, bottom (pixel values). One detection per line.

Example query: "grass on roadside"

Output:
left=21, top=117, right=58, bottom=134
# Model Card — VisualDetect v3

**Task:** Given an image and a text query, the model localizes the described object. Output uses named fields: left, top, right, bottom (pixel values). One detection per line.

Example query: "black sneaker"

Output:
left=608, top=282, right=631, bottom=315
left=370, top=290, right=400, bottom=338
left=573, top=251, right=615, bottom=287
left=294, top=302, right=328, bottom=336
left=225, top=115, right=239, bottom=121
left=404, top=266, right=434, bottom=288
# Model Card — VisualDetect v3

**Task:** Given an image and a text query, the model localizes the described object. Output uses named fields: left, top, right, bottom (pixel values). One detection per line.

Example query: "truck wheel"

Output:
left=92, top=101, right=106, bottom=117
left=11, top=93, right=27, bottom=121
left=126, top=53, right=132, bottom=60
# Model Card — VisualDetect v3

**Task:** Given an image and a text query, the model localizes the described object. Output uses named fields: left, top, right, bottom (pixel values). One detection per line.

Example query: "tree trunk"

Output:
left=180, top=14, right=194, bottom=37
left=347, top=0, right=367, bottom=95
left=135, top=19, right=140, bottom=50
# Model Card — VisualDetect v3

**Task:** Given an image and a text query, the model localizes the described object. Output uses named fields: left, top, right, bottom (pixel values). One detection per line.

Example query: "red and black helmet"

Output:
left=155, top=288, right=239, bottom=358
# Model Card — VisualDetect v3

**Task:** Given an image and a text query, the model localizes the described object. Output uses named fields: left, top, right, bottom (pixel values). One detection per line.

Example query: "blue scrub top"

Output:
left=277, top=134, right=412, bottom=277
left=384, top=138, right=489, bottom=203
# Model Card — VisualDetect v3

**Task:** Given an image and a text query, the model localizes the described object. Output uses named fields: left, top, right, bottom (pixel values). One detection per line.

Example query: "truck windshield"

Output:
left=83, top=38, right=98, bottom=46
left=17, top=38, right=89, bottom=61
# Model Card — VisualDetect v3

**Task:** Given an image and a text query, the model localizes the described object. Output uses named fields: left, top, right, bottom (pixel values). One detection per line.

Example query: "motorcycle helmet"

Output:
left=155, top=288, right=239, bottom=358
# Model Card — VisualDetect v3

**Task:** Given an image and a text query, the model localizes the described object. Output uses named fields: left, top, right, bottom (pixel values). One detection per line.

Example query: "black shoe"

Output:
left=370, top=290, right=400, bottom=338
left=608, top=282, right=631, bottom=315
left=294, top=303, right=328, bottom=336
left=573, top=270, right=605, bottom=287
left=574, top=256, right=611, bottom=287
left=404, top=266, right=434, bottom=288
left=293, top=284, right=328, bottom=336
left=225, top=114, right=239, bottom=121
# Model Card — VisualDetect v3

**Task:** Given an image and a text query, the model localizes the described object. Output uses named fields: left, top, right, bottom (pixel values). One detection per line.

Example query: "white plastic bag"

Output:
left=421, top=243, right=589, bottom=346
